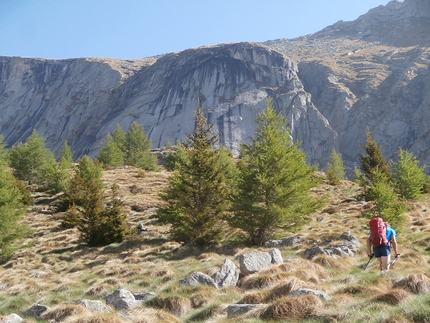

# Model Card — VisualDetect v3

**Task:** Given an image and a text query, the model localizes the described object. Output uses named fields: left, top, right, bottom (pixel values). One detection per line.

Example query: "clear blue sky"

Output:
left=0, top=0, right=392, bottom=60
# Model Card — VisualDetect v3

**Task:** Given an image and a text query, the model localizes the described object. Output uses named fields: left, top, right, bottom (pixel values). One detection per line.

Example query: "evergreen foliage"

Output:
left=362, top=172, right=406, bottom=229
left=97, top=123, right=157, bottom=170
left=62, top=157, right=128, bottom=246
left=359, top=130, right=391, bottom=185
left=0, top=136, right=28, bottom=263
left=9, top=129, right=57, bottom=185
left=157, top=106, right=234, bottom=245
left=326, top=148, right=345, bottom=185
left=229, top=99, right=324, bottom=246
left=125, top=122, right=158, bottom=170
left=98, top=133, right=124, bottom=167
left=392, top=148, right=428, bottom=200
left=44, top=141, right=74, bottom=193
left=59, top=140, right=73, bottom=164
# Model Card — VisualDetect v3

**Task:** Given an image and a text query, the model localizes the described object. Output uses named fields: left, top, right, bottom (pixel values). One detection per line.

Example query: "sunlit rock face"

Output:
left=2, top=0, right=430, bottom=173
left=0, top=43, right=336, bottom=168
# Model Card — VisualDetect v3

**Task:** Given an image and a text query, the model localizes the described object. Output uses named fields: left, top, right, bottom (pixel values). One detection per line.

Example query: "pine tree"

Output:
left=0, top=136, right=28, bottom=263
left=9, top=129, right=57, bottom=184
left=62, top=157, right=128, bottom=246
left=157, top=106, right=234, bottom=245
left=362, top=171, right=406, bottom=229
left=125, top=122, right=157, bottom=170
left=392, top=148, right=428, bottom=200
left=326, top=148, right=345, bottom=185
left=59, top=140, right=73, bottom=165
left=44, top=141, right=74, bottom=193
left=98, top=133, right=125, bottom=167
left=230, top=99, right=324, bottom=245
left=359, top=130, right=391, bottom=185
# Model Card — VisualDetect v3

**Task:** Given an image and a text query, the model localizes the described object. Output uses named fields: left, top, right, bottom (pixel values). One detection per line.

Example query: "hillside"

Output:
left=1, top=166, right=430, bottom=322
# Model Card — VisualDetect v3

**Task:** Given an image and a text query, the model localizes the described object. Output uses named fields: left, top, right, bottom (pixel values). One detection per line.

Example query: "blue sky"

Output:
left=0, top=0, right=392, bottom=59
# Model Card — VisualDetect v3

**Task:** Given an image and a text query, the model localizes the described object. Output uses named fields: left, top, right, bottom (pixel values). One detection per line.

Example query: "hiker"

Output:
left=385, top=221, right=399, bottom=268
left=366, top=217, right=398, bottom=271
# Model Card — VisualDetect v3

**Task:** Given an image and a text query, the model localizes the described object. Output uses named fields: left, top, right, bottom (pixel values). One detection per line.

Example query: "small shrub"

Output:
left=41, top=304, right=90, bottom=322
left=258, top=294, right=322, bottom=321
left=373, top=288, right=411, bottom=305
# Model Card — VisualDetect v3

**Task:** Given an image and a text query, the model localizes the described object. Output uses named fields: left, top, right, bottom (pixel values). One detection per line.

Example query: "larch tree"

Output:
left=359, top=130, right=391, bottom=185
left=326, top=148, right=346, bottom=185
left=157, top=105, right=235, bottom=245
left=392, top=148, right=428, bottom=200
left=0, top=136, right=28, bottom=263
left=229, top=99, right=324, bottom=246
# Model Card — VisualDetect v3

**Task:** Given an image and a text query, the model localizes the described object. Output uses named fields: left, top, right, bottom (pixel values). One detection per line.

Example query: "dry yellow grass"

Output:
left=2, top=166, right=430, bottom=322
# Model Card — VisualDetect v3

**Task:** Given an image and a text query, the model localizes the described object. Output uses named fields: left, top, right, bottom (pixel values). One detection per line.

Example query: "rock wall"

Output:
left=0, top=43, right=337, bottom=168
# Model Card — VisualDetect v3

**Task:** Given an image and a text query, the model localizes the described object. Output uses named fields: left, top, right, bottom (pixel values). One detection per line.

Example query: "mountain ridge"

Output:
left=1, top=0, right=429, bottom=174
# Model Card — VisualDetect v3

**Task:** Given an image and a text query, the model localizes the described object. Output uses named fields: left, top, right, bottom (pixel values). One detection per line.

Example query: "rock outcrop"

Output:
left=1, top=0, right=430, bottom=173
left=0, top=43, right=336, bottom=168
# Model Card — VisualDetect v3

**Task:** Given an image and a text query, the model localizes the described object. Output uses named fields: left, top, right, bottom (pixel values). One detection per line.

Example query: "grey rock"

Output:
left=0, top=314, right=23, bottom=323
left=214, top=258, right=240, bottom=288
left=74, top=299, right=111, bottom=313
left=264, top=235, right=305, bottom=247
left=24, top=304, right=49, bottom=317
left=226, top=304, right=265, bottom=318
left=239, top=250, right=273, bottom=275
left=269, top=248, right=283, bottom=264
left=289, top=288, right=330, bottom=301
left=179, top=272, right=218, bottom=288
left=133, top=292, right=156, bottom=302
left=106, top=289, right=136, bottom=310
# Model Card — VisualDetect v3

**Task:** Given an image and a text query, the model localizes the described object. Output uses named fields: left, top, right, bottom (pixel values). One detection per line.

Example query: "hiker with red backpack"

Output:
left=366, top=217, right=399, bottom=271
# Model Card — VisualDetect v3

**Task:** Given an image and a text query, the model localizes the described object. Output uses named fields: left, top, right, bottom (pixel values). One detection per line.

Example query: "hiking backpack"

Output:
left=369, top=217, right=388, bottom=247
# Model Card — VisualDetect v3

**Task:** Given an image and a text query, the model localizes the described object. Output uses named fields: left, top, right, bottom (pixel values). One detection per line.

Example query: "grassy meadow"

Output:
left=1, top=166, right=430, bottom=323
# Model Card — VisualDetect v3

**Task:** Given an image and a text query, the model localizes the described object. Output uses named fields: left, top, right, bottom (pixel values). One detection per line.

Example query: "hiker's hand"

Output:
left=396, top=253, right=400, bottom=258
left=368, top=253, right=374, bottom=258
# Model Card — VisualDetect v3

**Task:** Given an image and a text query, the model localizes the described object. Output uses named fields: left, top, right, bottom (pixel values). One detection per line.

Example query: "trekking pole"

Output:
left=389, top=254, right=400, bottom=267
left=363, top=254, right=374, bottom=270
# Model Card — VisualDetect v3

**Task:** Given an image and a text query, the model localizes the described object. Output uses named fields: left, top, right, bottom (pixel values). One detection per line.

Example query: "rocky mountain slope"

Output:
left=1, top=0, right=430, bottom=174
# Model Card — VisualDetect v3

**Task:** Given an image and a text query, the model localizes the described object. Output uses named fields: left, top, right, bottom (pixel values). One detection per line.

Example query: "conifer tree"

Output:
left=98, top=133, right=125, bottom=167
left=45, top=141, right=74, bottom=193
left=9, top=129, right=57, bottom=184
left=230, top=99, right=324, bottom=245
left=362, top=171, right=406, bottom=228
left=125, top=122, right=157, bottom=170
left=0, top=136, right=28, bottom=263
left=359, top=130, right=391, bottom=185
left=392, top=148, right=428, bottom=200
left=62, top=156, right=128, bottom=246
left=326, top=148, right=345, bottom=185
left=157, top=106, right=234, bottom=245
left=59, top=140, right=73, bottom=165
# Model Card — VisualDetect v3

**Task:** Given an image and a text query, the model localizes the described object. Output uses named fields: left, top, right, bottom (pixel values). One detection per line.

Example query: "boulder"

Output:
left=214, top=258, right=240, bottom=288
left=74, top=299, right=111, bottom=313
left=179, top=272, right=218, bottom=288
left=238, top=250, right=273, bottom=275
left=106, top=289, right=137, bottom=310
left=24, top=304, right=49, bottom=317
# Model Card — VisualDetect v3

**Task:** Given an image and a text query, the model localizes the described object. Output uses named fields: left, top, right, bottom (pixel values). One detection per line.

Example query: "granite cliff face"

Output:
left=0, top=44, right=336, bottom=167
left=265, top=0, right=430, bottom=172
left=1, top=0, right=429, bottom=173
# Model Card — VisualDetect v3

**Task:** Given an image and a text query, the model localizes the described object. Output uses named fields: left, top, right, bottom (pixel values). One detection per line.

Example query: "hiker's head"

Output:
left=385, top=222, right=391, bottom=228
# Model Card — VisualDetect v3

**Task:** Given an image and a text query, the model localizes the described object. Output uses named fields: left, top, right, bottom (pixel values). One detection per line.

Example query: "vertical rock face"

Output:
left=0, top=43, right=336, bottom=168
left=1, top=0, right=429, bottom=172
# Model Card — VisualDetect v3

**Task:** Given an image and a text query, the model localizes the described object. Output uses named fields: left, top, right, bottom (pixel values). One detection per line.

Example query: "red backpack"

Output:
left=369, top=217, right=388, bottom=247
